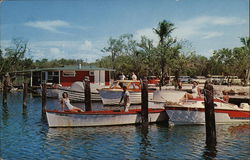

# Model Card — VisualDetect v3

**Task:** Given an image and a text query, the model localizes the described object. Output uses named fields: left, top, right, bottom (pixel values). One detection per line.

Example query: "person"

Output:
left=131, top=72, right=137, bottom=80
left=61, top=92, right=84, bottom=112
left=119, top=73, right=126, bottom=80
left=178, top=80, right=182, bottom=90
left=119, top=86, right=130, bottom=112
left=184, top=81, right=201, bottom=100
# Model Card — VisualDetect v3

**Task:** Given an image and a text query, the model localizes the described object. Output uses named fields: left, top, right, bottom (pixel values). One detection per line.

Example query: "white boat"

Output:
left=46, top=107, right=167, bottom=127
left=57, top=81, right=103, bottom=102
left=165, top=98, right=250, bottom=125
left=97, top=80, right=154, bottom=105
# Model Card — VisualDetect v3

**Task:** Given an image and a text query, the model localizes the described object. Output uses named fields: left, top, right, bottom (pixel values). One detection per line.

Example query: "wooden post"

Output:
left=41, top=83, right=47, bottom=116
left=204, top=81, right=216, bottom=146
left=23, top=82, right=28, bottom=109
left=141, top=77, right=148, bottom=125
left=3, top=79, right=8, bottom=105
left=2, top=73, right=10, bottom=105
left=84, top=76, right=92, bottom=111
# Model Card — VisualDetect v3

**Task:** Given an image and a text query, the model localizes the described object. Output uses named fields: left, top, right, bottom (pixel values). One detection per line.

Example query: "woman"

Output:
left=61, top=92, right=84, bottom=112
left=184, top=81, right=202, bottom=100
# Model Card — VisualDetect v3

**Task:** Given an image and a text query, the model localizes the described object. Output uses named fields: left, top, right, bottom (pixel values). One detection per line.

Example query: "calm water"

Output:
left=0, top=92, right=250, bottom=160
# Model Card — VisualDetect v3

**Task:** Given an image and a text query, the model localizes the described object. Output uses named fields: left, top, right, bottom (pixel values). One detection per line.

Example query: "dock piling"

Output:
left=41, top=83, right=47, bottom=116
left=22, top=82, right=28, bottom=110
left=84, top=76, right=92, bottom=111
left=3, top=80, right=8, bottom=105
left=141, top=77, right=148, bottom=125
left=204, top=81, right=217, bottom=146
left=2, top=73, right=11, bottom=105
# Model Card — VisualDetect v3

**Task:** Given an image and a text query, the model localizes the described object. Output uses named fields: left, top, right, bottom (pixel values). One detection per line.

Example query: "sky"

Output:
left=0, top=0, right=249, bottom=62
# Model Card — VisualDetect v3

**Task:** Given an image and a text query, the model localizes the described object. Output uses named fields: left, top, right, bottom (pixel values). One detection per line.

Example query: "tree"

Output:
left=153, top=20, right=181, bottom=89
left=0, top=38, right=28, bottom=74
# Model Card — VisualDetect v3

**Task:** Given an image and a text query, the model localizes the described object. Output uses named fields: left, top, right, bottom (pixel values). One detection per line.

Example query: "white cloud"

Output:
left=202, top=32, right=224, bottom=39
left=24, top=20, right=70, bottom=34
left=24, top=40, right=105, bottom=61
left=79, top=40, right=93, bottom=50
left=49, top=47, right=61, bottom=55
left=134, top=28, right=159, bottom=46
left=173, top=16, right=246, bottom=39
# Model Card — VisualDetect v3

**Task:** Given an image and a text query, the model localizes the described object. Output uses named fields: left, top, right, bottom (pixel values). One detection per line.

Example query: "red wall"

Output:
left=60, top=70, right=110, bottom=87
left=60, top=71, right=94, bottom=86
left=105, top=71, right=110, bottom=86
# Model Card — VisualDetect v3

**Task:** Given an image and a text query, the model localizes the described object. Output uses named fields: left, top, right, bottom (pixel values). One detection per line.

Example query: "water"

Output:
left=1, top=92, right=250, bottom=160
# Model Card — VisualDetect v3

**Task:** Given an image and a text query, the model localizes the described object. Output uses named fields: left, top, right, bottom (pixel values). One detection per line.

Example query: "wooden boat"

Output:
left=46, top=108, right=167, bottom=127
left=57, top=82, right=103, bottom=102
left=97, top=80, right=154, bottom=105
left=165, top=98, right=250, bottom=125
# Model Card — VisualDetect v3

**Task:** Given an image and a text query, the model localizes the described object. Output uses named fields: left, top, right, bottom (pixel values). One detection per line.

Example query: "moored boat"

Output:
left=165, top=98, right=250, bottom=125
left=97, top=80, right=154, bottom=105
left=56, top=81, right=104, bottom=102
left=46, top=108, right=167, bottom=127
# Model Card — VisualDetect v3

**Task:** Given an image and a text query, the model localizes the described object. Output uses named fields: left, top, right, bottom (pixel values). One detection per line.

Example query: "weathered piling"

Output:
left=41, top=83, right=47, bottom=116
left=22, top=82, right=28, bottom=109
left=3, top=80, right=8, bottom=105
left=141, top=77, right=149, bottom=125
left=2, top=73, right=11, bottom=105
left=84, top=76, right=92, bottom=111
left=204, top=81, right=217, bottom=146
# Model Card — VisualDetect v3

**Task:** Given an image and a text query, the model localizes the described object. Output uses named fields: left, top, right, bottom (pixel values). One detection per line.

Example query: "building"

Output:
left=19, top=65, right=114, bottom=87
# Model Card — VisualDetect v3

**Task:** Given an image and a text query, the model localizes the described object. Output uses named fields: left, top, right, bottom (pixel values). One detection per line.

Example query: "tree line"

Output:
left=0, top=20, right=249, bottom=85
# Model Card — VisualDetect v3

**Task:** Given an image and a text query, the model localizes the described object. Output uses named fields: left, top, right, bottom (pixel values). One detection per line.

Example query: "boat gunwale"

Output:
left=46, top=108, right=165, bottom=115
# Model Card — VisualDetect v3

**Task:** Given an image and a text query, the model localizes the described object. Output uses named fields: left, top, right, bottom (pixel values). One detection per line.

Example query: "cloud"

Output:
left=49, top=47, right=61, bottom=54
left=25, top=40, right=105, bottom=62
left=24, top=20, right=70, bottom=34
left=134, top=28, right=159, bottom=46
left=202, top=32, right=224, bottom=39
left=79, top=40, right=93, bottom=50
left=173, top=16, right=246, bottom=39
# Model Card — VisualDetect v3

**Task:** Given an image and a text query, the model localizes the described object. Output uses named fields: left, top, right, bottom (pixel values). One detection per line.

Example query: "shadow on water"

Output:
left=203, top=144, right=217, bottom=160
left=137, top=124, right=151, bottom=159
left=1, top=103, right=9, bottom=126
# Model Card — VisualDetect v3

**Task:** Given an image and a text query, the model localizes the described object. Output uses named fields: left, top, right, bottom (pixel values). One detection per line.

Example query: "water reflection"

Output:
left=1, top=103, right=9, bottom=126
left=203, top=144, right=217, bottom=160
left=138, top=124, right=151, bottom=159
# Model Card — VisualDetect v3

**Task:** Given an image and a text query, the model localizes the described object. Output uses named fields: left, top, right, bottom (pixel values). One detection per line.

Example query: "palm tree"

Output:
left=240, top=37, right=250, bottom=85
left=153, top=20, right=175, bottom=45
left=240, top=37, right=250, bottom=50
left=153, top=20, right=177, bottom=89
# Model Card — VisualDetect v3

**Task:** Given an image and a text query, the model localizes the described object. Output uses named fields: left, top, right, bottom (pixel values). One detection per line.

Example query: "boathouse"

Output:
left=19, top=65, right=114, bottom=87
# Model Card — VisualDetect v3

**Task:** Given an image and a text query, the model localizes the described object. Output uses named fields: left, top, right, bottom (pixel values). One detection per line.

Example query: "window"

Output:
left=89, top=71, right=94, bottom=76
left=63, top=71, right=76, bottom=77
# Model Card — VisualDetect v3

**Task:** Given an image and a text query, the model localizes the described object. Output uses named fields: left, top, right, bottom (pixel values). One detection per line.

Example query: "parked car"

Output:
left=178, top=76, right=191, bottom=83
left=208, top=75, right=225, bottom=85
left=222, top=76, right=242, bottom=85
left=190, top=76, right=207, bottom=84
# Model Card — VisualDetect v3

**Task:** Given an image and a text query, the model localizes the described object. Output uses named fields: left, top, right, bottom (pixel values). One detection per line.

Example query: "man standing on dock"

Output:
left=119, top=86, right=131, bottom=112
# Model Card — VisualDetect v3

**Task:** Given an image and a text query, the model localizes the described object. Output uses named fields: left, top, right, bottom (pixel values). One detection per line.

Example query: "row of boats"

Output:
left=45, top=80, right=250, bottom=127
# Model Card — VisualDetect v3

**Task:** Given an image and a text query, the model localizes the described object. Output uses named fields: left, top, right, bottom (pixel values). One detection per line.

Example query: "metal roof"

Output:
left=14, top=65, right=115, bottom=73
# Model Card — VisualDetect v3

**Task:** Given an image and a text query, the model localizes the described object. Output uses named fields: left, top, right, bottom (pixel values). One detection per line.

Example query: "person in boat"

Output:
left=132, top=72, right=137, bottom=80
left=61, top=92, right=84, bottom=112
left=119, top=86, right=131, bottom=112
left=184, top=81, right=202, bottom=100
left=119, top=73, right=126, bottom=80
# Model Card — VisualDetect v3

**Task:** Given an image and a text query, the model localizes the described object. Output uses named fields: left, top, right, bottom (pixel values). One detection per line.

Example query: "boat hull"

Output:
left=165, top=106, right=250, bottom=125
left=46, top=109, right=167, bottom=127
